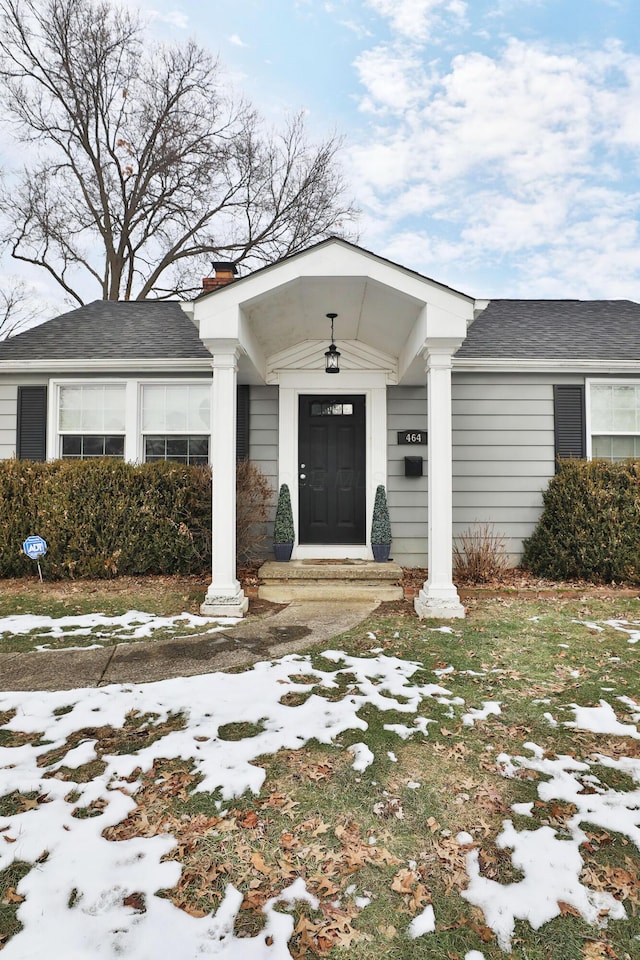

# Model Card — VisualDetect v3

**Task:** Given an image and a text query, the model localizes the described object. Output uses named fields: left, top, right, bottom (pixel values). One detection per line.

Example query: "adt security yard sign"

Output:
left=23, top=535, right=47, bottom=559
left=23, top=535, right=47, bottom=581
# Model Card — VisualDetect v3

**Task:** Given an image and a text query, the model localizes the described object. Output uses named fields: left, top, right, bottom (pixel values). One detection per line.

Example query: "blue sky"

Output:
left=130, top=0, right=640, bottom=299
left=5, top=0, right=640, bottom=309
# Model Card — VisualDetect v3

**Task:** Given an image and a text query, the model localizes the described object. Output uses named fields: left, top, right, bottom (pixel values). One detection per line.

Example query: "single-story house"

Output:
left=1, top=238, right=639, bottom=619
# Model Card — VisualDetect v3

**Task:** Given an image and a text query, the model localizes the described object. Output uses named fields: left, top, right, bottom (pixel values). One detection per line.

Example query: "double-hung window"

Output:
left=58, top=383, right=126, bottom=459
left=141, top=383, right=210, bottom=465
left=588, top=381, right=640, bottom=461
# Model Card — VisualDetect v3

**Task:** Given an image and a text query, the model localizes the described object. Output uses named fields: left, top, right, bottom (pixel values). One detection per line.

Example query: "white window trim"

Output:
left=585, top=377, right=640, bottom=460
left=48, top=377, right=212, bottom=463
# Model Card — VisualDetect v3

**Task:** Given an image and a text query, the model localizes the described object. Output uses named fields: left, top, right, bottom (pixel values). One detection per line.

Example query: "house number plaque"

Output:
left=397, top=430, right=427, bottom=445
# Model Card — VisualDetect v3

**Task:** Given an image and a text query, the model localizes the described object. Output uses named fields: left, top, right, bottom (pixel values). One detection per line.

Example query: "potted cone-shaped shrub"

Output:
left=273, top=483, right=295, bottom=561
left=371, top=484, right=391, bottom=562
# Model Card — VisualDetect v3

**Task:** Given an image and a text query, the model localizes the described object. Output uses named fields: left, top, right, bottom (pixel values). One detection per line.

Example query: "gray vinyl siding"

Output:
left=452, top=372, right=584, bottom=563
left=248, top=385, right=278, bottom=483
left=387, top=386, right=428, bottom=567
left=249, top=385, right=278, bottom=544
left=0, top=384, right=17, bottom=458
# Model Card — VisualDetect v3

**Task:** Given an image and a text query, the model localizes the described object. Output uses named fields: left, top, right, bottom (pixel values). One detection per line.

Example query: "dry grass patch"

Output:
left=102, top=752, right=405, bottom=956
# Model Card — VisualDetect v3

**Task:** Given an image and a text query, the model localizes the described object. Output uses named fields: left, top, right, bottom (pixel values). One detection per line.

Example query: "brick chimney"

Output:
left=202, top=262, right=238, bottom=293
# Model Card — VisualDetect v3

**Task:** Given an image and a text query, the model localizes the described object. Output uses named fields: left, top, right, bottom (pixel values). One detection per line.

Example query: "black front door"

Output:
left=298, top=395, right=366, bottom=544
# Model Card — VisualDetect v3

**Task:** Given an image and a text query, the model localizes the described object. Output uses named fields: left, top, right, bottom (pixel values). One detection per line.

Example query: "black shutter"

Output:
left=553, top=384, right=585, bottom=464
left=236, top=384, right=249, bottom=461
left=17, top=386, right=47, bottom=461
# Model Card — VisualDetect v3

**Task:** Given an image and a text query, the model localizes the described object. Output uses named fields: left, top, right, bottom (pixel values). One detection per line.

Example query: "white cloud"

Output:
left=354, top=44, right=435, bottom=111
left=118, top=1, right=189, bottom=31
left=146, top=8, right=189, bottom=30
left=338, top=18, right=374, bottom=40
left=366, top=0, right=467, bottom=42
left=354, top=40, right=608, bottom=187
left=349, top=34, right=640, bottom=297
left=486, top=0, right=545, bottom=19
left=229, top=33, right=248, bottom=47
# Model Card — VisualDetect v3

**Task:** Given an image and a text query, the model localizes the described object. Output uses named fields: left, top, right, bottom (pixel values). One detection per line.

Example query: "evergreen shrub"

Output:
left=522, top=459, right=640, bottom=584
left=371, top=485, right=391, bottom=544
left=273, top=484, right=294, bottom=543
left=0, top=459, right=212, bottom=579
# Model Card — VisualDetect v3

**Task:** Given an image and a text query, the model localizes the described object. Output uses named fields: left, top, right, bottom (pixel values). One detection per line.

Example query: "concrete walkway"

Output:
left=0, top=600, right=379, bottom=692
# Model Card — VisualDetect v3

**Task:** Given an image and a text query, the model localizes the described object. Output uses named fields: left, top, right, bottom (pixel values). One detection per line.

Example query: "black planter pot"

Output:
left=273, top=542, right=294, bottom=562
left=372, top=543, right=391, bottom=562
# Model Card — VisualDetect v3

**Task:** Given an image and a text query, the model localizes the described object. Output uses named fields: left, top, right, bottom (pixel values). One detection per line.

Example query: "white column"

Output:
left=201, top=349, right=248, bottom=617
left=414, top=346, right=465, bottom=619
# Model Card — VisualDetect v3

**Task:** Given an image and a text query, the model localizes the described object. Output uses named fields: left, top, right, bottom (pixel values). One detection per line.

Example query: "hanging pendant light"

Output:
left=324, top=312, right=340, bottom=374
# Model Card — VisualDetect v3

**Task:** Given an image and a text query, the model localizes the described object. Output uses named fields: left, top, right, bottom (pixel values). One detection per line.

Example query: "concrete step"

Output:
left=257, top=559, right=404, bottom=602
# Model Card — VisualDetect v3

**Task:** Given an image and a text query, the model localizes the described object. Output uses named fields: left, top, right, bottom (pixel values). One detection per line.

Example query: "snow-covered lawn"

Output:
left=1, top=611, right=639, bottom=958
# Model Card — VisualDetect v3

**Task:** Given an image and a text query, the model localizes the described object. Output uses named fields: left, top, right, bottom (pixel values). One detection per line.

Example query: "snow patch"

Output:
left=462, top=701, right=501, bottom=726
left=383, top=716, right=435, bottom=739
left=409, top=903, right=435, bottom=937
left=348, top=742, right=374, bottom=771
left=463, top=821, right=625, bottom=951
left=511, top=802, right=534, bottom=817
left=566, top=700, right=640, bottom=739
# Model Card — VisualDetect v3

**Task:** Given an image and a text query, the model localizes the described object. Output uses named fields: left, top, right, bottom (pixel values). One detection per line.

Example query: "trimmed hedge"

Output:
left=522, top=459, right=640, bottom=584
left=0, top=459, right=212, bottom=579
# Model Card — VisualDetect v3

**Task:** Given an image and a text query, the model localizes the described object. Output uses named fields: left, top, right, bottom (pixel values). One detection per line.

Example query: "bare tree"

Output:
left=0, top=277, right=43, bottom=339
left=0, top=0, right=356, bottom=304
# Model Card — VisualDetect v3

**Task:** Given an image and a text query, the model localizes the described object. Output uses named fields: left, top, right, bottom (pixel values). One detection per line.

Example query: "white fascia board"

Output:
left=453, top=357, right=640, bottom=373
left=237, top=308, right=266, bottom=381
left=471, top=299, right=490, bottom=323
left=424, top=298, right=474, bottom=336
left=196, top=301, right=266, bottom=381
left=399, top=305, right=427, bottom=380
left=197, top=302, right=240, bottom=339
left=399, top=302, right=469, bottom=382
left=0, top=358, right=212, bottom=373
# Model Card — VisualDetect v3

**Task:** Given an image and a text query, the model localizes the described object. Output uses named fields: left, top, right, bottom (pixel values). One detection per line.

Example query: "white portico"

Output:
left=189, top=239, right=474, bottom=619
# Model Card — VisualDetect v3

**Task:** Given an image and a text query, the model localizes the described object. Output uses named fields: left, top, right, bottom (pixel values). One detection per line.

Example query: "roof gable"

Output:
left=196, top=236, right=475, bottom=305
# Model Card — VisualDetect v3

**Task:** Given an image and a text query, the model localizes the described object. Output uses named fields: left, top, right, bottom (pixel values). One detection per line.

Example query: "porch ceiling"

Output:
left=240, top=275, right=423, bottom=361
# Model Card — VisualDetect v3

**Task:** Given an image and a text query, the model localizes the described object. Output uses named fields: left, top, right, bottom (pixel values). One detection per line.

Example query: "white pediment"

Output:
left=266, top=339, right=398, bottom=384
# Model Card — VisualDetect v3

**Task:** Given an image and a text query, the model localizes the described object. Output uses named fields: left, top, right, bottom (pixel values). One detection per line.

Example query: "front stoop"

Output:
left=258, top=559, right=404, bottom=602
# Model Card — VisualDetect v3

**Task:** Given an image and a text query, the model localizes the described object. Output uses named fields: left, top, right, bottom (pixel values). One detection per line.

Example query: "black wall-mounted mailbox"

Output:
left=404, top=456, right=423, bottom=477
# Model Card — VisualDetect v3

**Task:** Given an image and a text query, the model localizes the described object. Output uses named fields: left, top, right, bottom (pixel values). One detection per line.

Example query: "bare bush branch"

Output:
left=236, top=460, right=274, bottom=565
left=453, top=523, right=509, bottom=584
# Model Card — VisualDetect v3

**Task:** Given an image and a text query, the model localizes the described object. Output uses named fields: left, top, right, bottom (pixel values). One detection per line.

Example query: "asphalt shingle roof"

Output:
left=456, top=299, right=640, bottom=360
left=2, top=296, right=639, bottom=364
left=0, top=300, right=211, bottom=361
